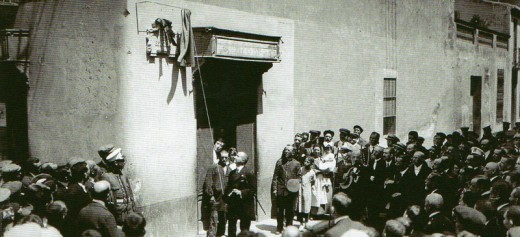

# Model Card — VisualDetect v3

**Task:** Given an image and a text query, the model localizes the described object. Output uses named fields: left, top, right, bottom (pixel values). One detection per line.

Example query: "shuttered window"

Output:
left=384, top=78, right=396, bottom=135
left=497, top=69, right=504, bottom=123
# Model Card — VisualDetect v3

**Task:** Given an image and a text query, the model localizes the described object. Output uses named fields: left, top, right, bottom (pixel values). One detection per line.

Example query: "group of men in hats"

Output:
left=0, top=144, right=144, bottom=237
left=267, top=122, right=520, bottom=237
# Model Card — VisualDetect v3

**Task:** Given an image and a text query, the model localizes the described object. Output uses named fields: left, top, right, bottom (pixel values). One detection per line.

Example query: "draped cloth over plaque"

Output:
left=178, top=9, right=195, bottom=67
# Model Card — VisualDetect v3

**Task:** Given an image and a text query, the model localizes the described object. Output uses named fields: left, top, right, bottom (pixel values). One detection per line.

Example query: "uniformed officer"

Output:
left=100, top=147, right=136, bottom=225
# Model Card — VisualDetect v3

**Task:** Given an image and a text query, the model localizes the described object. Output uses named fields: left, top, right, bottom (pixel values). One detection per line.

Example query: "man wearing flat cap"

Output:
left=97, top=144, right=116, bottom=174
left=385, top=134, right=399, bottom=148
left=453, top=205, right=486, bottom=236
left=334, top=129, right=350, bottom=152
left=76, top=180, right=118, bottom=237
left=62, top=157, right=92, bottom=237
left=353, top=125, right=367, bottom=147
left=100, top=147, right=136, bottom=225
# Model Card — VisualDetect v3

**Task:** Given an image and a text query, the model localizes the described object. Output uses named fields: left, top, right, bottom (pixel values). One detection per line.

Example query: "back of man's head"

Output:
left=425, top=193, right=444, bottom=213
left=384, top=220, right=406, bottom=237
left=332, top=192, right=352, bottom=216
left=92, top=180, right=111, bottom=201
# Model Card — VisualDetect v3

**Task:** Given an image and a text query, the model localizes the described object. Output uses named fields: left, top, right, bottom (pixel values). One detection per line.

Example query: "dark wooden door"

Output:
left=471, top=76, right=482, bottom=134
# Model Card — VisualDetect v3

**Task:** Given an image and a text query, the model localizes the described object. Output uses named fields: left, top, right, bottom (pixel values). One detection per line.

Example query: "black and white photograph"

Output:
left=3, top=0, right=520, bottom=236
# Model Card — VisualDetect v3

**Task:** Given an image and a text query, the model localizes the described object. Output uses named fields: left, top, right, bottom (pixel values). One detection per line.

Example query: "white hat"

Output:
left=105, top=148, right=123, bottom=162
left=93, top=180, right=111, bottom=193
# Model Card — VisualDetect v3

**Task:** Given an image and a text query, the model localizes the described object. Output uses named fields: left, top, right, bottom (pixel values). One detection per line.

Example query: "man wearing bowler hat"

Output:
left=101, top=147, right=136, bottom=225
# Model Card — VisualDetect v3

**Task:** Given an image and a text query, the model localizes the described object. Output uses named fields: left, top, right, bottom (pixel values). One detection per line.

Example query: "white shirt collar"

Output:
left=429, top=211, right=440, bottom=218
left=498, top=203, right=509, bottom=211
left=236, top=165, right=244, bottom=173
left=414, top=164, right=423, bottom=173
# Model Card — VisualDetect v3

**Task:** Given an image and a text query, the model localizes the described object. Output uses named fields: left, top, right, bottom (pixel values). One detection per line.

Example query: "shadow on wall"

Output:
left=146, top=55, right=189, bottom=104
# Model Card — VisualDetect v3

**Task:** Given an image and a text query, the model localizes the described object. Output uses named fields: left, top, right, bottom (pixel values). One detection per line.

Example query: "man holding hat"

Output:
left=271, top=145, right=301, bottom=234
left=101, top=147, right=136, bottom=225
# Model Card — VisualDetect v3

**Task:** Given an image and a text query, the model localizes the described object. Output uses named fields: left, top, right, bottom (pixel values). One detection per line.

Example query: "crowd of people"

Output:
left=0, top=144, right=144, bottom=237
left=203, top=122, right=520, bottom=237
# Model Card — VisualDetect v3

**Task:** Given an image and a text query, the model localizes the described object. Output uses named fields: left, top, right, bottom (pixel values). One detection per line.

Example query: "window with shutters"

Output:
left=384, top=78, right=396, bottom=135
left=497, top=69, right=504, bottom=123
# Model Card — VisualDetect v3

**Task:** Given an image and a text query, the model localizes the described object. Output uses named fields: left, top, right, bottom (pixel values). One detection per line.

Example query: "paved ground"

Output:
left=197, top=218, right=322, bottom=237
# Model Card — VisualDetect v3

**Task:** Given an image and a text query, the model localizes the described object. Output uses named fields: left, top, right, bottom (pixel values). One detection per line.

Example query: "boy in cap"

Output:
left=100, top=147, right=136, bottom=225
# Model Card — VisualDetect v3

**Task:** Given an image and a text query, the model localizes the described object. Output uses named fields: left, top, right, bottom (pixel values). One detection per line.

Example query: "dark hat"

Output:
left=68, top=157, right=86, bottom=168
left=353, top=125, right=363, bottom=133
left=294, top=133, right=302, bottom=139
left=461, top=127, right=470, bottom=132
left=385, top=134, right=400, bottom=142
left=98, top=144, right=115, bottom=160
left=394, top=142, right=406, bottom=151
left=453, top=205, right=486, bottom=228
left=339, top=128, right=350, bottom=134
left=348, top=133, right=359, bottom=139
left=435, top=132, right=447, bottom=139
left=408, top=131, right=418, bottom=137
left=504, top=122, right=511, bottom=126
left=324, top=130, right=334, bottom=137
left=309, top=130, right=321, bottom=136
left=516, top=122, right=520, bottom=127
left=483, top=125, right=492, bottom=131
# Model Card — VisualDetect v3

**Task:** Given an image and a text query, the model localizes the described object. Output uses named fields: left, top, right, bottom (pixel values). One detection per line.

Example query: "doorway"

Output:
left=194, top=59, right=272, bottom=232
left=0, top=63, right=29, bottom=163
left=471, top=76, right=482, bottom=134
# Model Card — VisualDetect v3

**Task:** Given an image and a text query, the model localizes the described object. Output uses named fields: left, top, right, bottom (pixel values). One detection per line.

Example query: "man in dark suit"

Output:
left=271, top=145, right=301, bottom=234
left=367, top=145, right=385, bottom=225
left=423, top=193, right=454, bottom=235
left=203, top=150, right=231, bottom=237
left=225, top=151, right=256, bottom=237
left=76, top=180, right=118, bottom=237
left=405, top=151, right=431, bottom=206
left=362, top=132, right=382, bottom=167
left=62, top=158, right=92, bottom=237
left=302, top=192, right=365, bottom=237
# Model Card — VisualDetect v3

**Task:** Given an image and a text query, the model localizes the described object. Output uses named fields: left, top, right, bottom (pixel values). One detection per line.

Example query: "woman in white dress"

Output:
left=312, top=145, right=336, bottom=216
left=296, top=156, right=315, bottom=229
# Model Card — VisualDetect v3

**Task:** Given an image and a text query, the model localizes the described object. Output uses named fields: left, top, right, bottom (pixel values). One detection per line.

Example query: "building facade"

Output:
left=0, top=0, right=518, bottom=236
